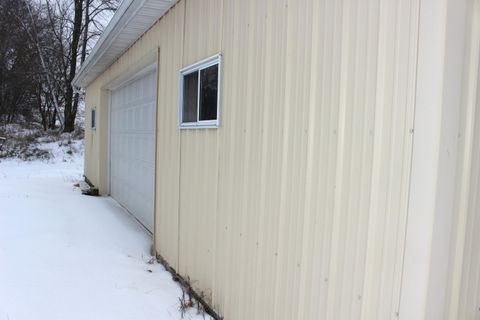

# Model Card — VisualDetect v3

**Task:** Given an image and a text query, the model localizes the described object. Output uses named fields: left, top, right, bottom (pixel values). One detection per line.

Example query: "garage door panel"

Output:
left=110, top=70, right=156, bottom=232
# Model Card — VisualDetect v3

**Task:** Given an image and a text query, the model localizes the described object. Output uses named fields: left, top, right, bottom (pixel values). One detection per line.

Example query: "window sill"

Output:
left=179, top=121, right=219, bottom=129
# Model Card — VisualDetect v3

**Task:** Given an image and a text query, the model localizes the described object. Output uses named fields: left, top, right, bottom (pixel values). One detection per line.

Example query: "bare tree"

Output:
left=44, top=0, right=118, bottom=132
left=61, top=0, right=83, bottom=132
left=0, top=0, right=119, bottom=131
left=0, top=0, right=44, bottom=126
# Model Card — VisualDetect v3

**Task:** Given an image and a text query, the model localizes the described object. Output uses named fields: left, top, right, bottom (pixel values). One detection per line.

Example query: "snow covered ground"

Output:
left=0, top=141, right=209, bottom=320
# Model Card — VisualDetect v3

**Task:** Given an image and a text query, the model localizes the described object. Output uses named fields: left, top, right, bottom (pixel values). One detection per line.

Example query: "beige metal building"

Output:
left=73, top=0, right=480, bottom=319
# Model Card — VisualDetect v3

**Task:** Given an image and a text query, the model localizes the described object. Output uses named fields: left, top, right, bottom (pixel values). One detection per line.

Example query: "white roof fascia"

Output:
left=73, top=0, right=176, bottom=88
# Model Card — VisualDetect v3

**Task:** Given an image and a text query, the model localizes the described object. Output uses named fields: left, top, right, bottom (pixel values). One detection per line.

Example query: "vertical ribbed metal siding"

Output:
left=153, top=2, right=184, bottom=271
left=177, top=0, right=420, bottom=319
left=83, top=0, right=421, bottom=319
left=177, top=0, right=222, bottom=299
left=447, top=1, right=480, bottom=318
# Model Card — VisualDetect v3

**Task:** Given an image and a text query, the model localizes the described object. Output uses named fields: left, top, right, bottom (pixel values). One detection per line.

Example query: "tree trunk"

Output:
left=68, top=0, right=90, bottom=134
left=63, top=0, right=83, bottom=132
left=81, top=0, right=90, bottom=64
left=50, top=107, right=57, bottom=130
left=37, top=85, right=47, bottom=131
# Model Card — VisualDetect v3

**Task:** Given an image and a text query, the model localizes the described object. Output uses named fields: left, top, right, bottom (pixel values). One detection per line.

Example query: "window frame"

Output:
left=178, top=53, right=221, bottom=129
left=91, top=106, right=96, bottom=130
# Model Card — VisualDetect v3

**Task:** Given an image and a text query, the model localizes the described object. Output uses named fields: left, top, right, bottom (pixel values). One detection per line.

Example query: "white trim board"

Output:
left=73, top=0, right=175, bottom=88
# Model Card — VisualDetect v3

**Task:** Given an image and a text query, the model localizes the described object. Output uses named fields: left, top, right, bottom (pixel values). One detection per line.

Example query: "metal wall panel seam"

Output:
left=360, top=0, right=388, bottom=317
left=176, top=0, right=187, bottom=272
left=393, top=0, right=420, bottom=318
left=296, top=0, right=321, bottom=317
left=382, top=1, right=405, bottom=317
left=152, top=47, right=160, bottom=255
left=271, top=0, right=296, bottom=318
left=325, top=0, right=349, bottom=318
left=396, top=0, right=421, bottom=317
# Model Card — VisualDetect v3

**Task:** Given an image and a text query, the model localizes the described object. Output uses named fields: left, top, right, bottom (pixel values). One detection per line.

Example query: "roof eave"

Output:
left=72, top=0, right=176, bottom=88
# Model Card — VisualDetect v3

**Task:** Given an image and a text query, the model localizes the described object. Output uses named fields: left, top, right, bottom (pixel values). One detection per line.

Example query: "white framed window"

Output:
left=91, top=107, right=96, bottom=130
left=178, top=54, right=221, bottom=128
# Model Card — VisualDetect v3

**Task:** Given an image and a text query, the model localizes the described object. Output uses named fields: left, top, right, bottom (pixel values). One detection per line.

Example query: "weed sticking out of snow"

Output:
left=179, top=289, right=197, bottom=318
left=143, top=255, right=215, bottom=320
left=145, top=256, right=157, bottom=265
left=178, top=281, right=210, bottom=320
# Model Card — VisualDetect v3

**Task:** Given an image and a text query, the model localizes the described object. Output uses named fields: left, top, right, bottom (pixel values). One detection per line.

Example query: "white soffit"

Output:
left=73, top=0, right=176, bottom=88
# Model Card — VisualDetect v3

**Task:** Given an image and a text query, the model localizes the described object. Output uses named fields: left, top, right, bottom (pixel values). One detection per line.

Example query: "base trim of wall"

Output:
left=155, top=253, right=223, bottom=320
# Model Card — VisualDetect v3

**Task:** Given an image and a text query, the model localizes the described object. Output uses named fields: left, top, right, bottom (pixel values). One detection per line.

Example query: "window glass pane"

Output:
left=183, top=71, right=198, bottom=123
left=199, top=64, right=218, bottom=121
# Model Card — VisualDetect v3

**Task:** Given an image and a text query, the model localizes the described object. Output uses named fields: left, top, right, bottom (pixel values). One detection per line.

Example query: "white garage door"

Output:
left=109, top=70, right=156, bottom=232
